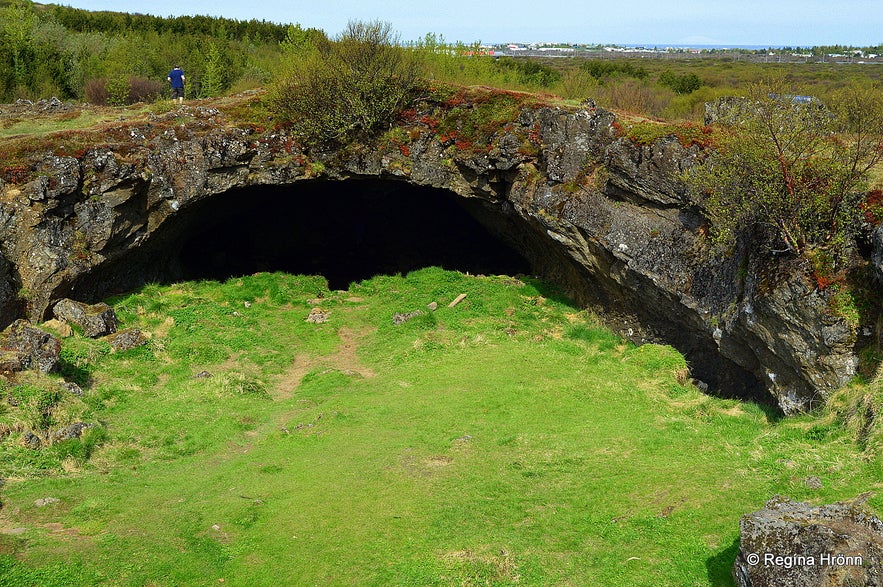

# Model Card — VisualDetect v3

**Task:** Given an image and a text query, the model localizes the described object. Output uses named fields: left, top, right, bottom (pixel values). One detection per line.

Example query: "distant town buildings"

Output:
left=467, top=42, right=883, bottom=63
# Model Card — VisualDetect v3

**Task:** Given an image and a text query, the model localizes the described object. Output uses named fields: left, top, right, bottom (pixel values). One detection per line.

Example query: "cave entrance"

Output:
left=172, top=179, right=532, bottom=289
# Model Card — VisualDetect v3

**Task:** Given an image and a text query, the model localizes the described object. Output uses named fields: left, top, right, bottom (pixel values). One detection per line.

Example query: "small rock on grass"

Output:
left=34, top=497, right=60, bottom=507
left=22, top=431, right=41, bottom=449
left=52, top=422, right=90, bottom=442
left=105, top=328, right=148, bottom=351
left=805, top=476, right=823, bottom=489
left=392, top=310, right=423, bottom=325
left=61, top=381, right=84, bottom=396
left=306, top=308, right=329, bottom=324
left=448, top=293, right=467, bottom=308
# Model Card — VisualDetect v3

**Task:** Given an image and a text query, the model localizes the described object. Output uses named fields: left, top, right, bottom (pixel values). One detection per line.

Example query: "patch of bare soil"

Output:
left=42, top=522, right=87, bottom=539
left=396, top=452, right=454, bottom=478
left=273, top=325, right=377, bottom=400
left=0, top=514, right=91, bottom=549
left=440, top=547, right=520, bottom=582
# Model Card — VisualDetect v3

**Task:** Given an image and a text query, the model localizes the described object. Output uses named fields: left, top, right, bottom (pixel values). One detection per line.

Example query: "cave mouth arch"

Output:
left=171, top=178, right=533, bottom=290
left=60, top=176, right=771, bottom=407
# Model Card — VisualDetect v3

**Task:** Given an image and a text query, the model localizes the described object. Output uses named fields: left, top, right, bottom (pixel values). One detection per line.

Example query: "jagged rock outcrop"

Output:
left=0, top=319, right=61, bottom=374
left=0, top=97, right=872, bottom=412
left=873, top=226, right=883, bottom=286
left=53, top=298, right=118, bottom=338
left=734, top=496, right=883, bottom=586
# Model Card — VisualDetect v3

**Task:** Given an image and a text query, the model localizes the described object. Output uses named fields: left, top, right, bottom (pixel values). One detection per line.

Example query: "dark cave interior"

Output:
left=173, top=178, right=533, bottom=290
left=61, top=176, right=771, bottom=407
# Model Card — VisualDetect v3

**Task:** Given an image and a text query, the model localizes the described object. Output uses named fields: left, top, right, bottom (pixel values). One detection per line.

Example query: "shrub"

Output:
left=85, top=76, right=164, bottom=106
left=685, top=78, right=883, bottom=261
left=105, top=75, right=129, bottom=106
left=84, top=77, right=108, bottom=105
left=658, top=71, right=703, bottom=95
left=556, top=68, right=600, bottom=100
left=580, top=60, right=648, bottom=81
left=128, top=76, right=164, bottom=103
left=268, top=20, right=421, bottom=146
left=661, top=85, right=723, bottom=121
left=492, top=57, right=561, bottom=88
left=598, top=79, right=669, bottom=115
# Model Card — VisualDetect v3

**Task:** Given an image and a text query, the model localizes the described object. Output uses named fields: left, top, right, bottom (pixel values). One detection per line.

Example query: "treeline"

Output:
left=1, top=1, right=879, bottom=125
left=0, top=0, right=321, bottom=103
left=784, top=44, right=883, bottom=56
left=4, top=3, right=550, bottom=105
left=47, top=5, right=289, bottom=42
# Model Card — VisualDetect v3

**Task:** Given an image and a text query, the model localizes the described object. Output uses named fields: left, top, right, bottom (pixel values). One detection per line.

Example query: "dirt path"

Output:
left=272, top=325, right=377, bottom=400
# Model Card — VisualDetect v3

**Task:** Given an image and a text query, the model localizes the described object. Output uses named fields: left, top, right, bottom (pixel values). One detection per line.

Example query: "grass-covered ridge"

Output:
left=0, top=84, right=555, bottom=185
left=0, top=268, right=879, bottom=586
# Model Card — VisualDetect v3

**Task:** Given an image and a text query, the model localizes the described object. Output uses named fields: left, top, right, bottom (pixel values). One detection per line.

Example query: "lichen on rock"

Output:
left=734, top=495, right=883, bottom=587
left=53, top=298, right=118, bottom=338
left=0, top=319, right=61, bottom=374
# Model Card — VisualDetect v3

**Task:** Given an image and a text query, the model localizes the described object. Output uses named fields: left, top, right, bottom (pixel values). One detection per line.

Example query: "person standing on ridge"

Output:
left=167, top=65, right=185, bottom=104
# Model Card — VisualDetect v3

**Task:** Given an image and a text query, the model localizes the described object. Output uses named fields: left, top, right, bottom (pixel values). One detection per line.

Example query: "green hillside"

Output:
left=0, top=269, right=878, bottom=586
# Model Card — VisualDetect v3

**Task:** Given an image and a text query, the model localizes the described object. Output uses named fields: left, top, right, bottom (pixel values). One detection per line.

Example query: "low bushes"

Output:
left=84, top=76, right=165, bottom=106
left=268, top=21, right=421, bottom=146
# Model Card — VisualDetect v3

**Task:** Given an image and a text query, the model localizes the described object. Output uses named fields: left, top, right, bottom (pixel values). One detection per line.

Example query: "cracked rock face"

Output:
left=53, top=298, right=118, bottom=338
left=0, top=319, right=61, bottom=374
left=734, top=496, right=883, bottom=587
left=0, top=100, right=869, bottom=413
left=872, top=225, right=883, bottom=286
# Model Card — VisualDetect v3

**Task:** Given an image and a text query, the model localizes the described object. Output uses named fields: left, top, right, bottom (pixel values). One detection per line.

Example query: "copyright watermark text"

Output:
left=745, top=552, right=863, bottom=569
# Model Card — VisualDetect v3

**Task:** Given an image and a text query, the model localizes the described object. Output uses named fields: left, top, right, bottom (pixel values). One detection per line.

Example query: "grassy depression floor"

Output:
left=0, top=268, right=879, bottom=586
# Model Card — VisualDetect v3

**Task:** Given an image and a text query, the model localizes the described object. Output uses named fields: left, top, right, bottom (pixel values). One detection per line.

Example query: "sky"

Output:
left=51, top=0, right=883, bottom=47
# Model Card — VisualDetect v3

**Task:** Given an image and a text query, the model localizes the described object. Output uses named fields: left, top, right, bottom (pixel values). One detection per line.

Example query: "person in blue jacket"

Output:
left=167, top=66, right=186, bottom=104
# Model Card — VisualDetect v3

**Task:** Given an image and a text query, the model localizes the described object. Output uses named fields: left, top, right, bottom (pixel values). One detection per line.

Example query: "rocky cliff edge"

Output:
left=0, top=89, right=874, bottom=413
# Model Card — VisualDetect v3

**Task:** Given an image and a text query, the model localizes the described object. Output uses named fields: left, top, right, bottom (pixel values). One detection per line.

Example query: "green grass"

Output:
left=0, top=110, right=119, bottom=139
left=0, top=268, right=879, bottom=586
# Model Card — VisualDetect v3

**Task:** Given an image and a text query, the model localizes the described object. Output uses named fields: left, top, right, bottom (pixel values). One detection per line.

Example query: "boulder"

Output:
left=306, top=308, right=329, bottom=324
left=51, top=422, right=90, bottom=442
left=734, top=495, right=883, bottom=587
left=105, top=328, right=148, bottom=351
left=392, top=310, right=423, bottom=325
left=53, top=298, right=118, bottom=338
left=0, top=319, right=61, bottom=374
